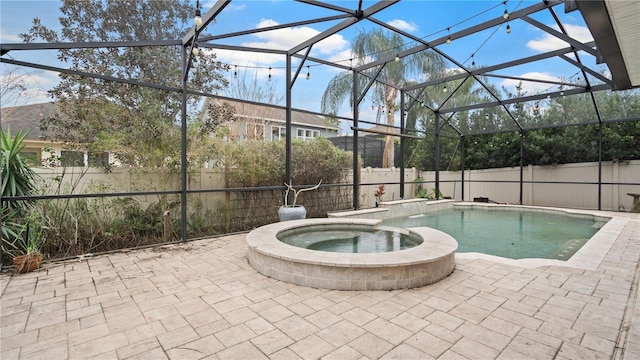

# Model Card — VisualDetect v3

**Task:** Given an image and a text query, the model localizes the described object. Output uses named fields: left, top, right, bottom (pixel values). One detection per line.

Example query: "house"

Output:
left=0, top=102, right=108, bottom=167
left=328, top=123, right=401, bottom=168
left=203, top=98, right=339, bottom=142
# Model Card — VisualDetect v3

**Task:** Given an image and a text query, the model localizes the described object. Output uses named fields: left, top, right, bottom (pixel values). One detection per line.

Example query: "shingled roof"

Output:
left=206, top=98, right=339, bottom=131
left=1, top=102, right=57, bottom=140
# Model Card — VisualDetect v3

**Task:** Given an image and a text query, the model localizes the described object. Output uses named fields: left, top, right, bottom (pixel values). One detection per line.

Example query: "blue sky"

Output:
left=1, top=0, right=599, bottom=125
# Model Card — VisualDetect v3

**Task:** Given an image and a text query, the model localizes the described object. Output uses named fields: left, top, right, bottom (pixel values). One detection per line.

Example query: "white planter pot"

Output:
left=278, top=205, right=306, bottom=221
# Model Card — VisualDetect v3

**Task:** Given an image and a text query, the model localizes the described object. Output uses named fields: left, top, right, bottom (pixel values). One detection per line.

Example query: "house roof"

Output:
left=206, top=98, right=339, bottom=131
left=0, top=102, right=57, bottom=140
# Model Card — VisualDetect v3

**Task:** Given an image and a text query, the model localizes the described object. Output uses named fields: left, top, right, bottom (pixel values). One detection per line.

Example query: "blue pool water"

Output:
left=380, top=207, right=607, bottom=260
left=277, top=225, right=423, bottom=253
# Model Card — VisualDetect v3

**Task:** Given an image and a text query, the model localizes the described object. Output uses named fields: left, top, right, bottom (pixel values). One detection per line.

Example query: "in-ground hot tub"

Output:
left=246, top=218, right=458, bottom=290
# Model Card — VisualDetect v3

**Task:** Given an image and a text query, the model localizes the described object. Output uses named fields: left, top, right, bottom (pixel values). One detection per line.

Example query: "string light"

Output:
left=395, top=54, right=400, bottom=62
left=471, top=54, right=475, bottom=67
left=503, top=1, right=509, bottom=20
left=191, top=43, right=199, bottom=56
left=506, top=23, right=511, bottom=34
left=234, top=65, right=237, bottom=78
left=194, top=0, right=202, bottom=28
left=268, top=67, right=272, bottom=81
left=443, top=85, right=448, bottom=93
left=306, top=65, right=310, bottom=80
left=446, top=28, right=452, bottom=45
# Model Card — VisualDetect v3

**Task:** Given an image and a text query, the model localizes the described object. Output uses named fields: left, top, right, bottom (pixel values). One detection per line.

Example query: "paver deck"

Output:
left=1, top=211, right=639, bottom=359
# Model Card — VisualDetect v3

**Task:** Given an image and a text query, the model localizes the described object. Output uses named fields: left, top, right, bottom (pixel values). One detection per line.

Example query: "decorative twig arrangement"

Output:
left=283, top=180, right=322, bottom=207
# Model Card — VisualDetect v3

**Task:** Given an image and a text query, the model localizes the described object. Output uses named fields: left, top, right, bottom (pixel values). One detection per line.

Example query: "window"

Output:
left=88, top=152, right=109, bottom=168
left=60, top=150, right=85, bottom=166
left=246, top=123, right=265, bottom=140
left=19, top=150, right=40, bottom=166
left=271, top=126, right=286, bottom=141
left=297, top=128, right=320, bottom=141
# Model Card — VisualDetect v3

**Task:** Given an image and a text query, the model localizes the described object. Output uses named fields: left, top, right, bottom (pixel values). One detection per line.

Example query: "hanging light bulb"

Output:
left=446, top=28, right=451, bottom=45
left=471, top=54, right=475, bottom=67
left=395, top=54, right=400, bottom=62
left=306, top=66, right=310, bottom=80
left=506, top=23, right=511, bottom=34
left=268, top=67, right=272, bottom=81
left=234, top=65, right=237, bottom=78
left=443, top=85, right=448, bottom=93
left=191, top=43, right=199, bottom=56
left=194, top=0, right=202, bottom=28
left=503, top=2, right=509, bottom=20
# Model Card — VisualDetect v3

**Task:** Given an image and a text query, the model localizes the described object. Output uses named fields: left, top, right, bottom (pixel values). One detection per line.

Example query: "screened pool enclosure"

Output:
left=1, top=0, right=639, bottom=259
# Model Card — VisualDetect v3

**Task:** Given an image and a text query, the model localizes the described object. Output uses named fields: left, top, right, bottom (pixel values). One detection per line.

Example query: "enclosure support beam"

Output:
left=598, top=123, right=603, bottom=210
left=286, top=55, right=292, bottom=186
left=520, top=132, right=524, bottom=205
left=352, top=70, right=360, bottom=209
left=461, top=136, right=465, bottom=201
left=180, top=49, right=188, bottom=242
left=435, top=112, right=441, bottom=200
left=400, top=91, right=406, bottom=199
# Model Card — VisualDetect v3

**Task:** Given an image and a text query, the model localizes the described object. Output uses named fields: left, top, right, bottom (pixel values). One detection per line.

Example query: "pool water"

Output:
left=381, top=208, right=606, bottom=260
left=277, top=225, right=423, bottom=253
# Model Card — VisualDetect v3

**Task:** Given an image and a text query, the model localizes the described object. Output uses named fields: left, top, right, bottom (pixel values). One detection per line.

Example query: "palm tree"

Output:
left=321, top=28, right=446, bottom=167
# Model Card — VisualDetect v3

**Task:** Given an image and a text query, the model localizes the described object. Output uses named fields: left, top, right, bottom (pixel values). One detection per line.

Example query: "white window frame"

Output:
left=271, top=126, right=286, bottom=141
left=296, top=128, right=320, bottom=141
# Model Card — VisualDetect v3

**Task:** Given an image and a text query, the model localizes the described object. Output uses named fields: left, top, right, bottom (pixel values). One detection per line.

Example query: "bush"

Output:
left=222, top=137, right=351, bottom=187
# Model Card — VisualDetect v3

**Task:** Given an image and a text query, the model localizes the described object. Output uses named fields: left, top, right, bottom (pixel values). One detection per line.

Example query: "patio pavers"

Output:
left=1, top=216, right=639, bottom=360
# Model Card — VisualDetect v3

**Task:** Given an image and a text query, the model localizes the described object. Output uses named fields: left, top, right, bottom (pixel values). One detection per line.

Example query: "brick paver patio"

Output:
left=1, top=213, right=639, bottom=359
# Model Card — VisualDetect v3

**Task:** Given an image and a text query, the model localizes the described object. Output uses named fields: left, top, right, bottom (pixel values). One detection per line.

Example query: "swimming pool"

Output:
left=380, top=207, right=608, bottom=260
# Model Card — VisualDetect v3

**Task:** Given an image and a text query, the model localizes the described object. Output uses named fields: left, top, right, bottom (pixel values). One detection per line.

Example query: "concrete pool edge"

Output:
left=245, top=218, right=458, bottom=290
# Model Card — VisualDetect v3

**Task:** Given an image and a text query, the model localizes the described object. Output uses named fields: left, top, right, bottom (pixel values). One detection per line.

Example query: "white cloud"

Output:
left=210, top=18, right=350, bottom=80
left=0, top=32, right=23, bottom=42
left=387, top=19, right=417, bottom=33
left=0, top=70, right=57, bottom=106
left=253, top=19, right=347, bottom=54
left=326, top=50, right=355, bottom=67
left=500, top=72, right=561, bottom=94
left=526, top=23, right=593, bottom=52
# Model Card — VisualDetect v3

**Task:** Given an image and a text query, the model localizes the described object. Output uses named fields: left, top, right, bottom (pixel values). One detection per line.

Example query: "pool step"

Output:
left=549, top=238, right=588, bottom=260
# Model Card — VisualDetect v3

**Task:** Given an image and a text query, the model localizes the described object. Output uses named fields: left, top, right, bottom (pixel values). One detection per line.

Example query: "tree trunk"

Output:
left=382, top=88, right=397, bottom=168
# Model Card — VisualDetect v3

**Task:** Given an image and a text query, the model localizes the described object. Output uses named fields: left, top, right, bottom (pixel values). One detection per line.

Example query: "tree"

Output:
left=0, top=64, right=34, bottom=107
left=321, top=28, right=445, bottom=167
left=21, top=0, right=229, bottom=168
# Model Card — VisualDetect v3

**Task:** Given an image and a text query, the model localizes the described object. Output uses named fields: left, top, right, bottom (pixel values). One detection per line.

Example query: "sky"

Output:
left=0, top=0, right=600, bottom=127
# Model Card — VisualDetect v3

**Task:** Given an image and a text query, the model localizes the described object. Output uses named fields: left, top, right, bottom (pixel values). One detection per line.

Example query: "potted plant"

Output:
left=10, top=218, right=46, bottom=273
left=278, top=180, right=322, bottom=221
left=374, top=184, right=385, bottom=207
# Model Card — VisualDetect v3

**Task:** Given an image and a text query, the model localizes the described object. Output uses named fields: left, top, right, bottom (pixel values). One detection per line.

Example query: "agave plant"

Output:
left=1, top=128, right=40, bottom=257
